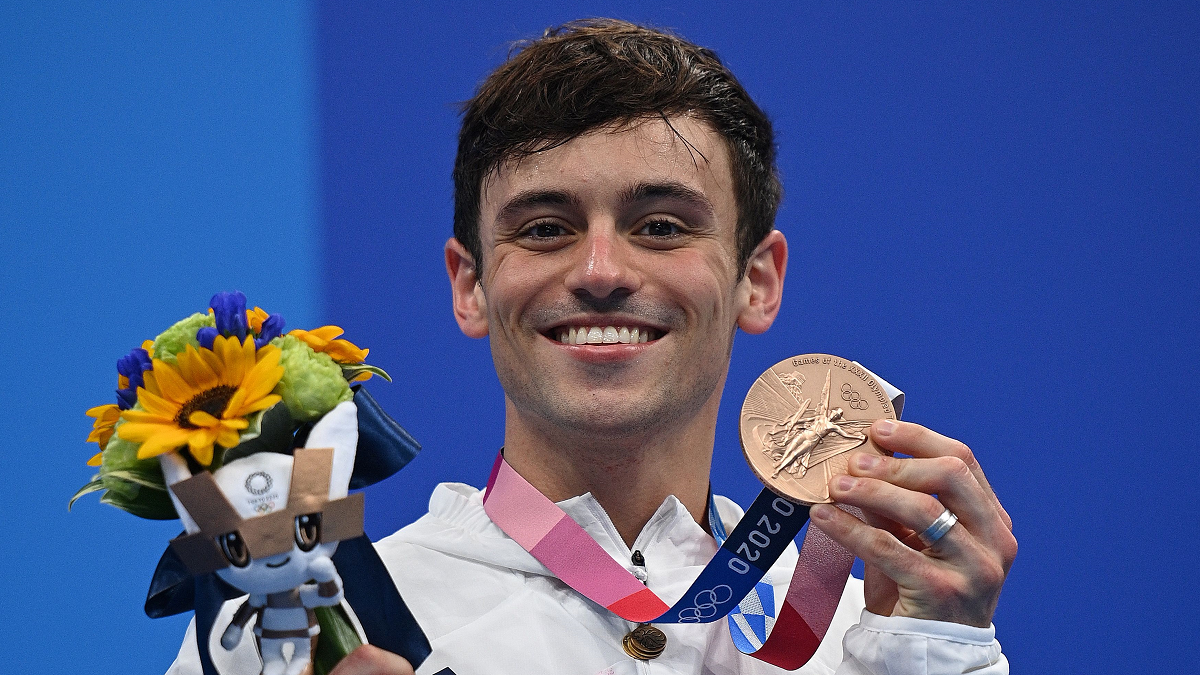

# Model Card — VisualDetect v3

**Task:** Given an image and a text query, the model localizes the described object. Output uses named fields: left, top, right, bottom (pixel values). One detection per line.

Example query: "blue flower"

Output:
left=196, top=326, right=218, bottom=350
left=255, top=313, right=286, bottom=349
left=194, top=292, right=287, bottom=350
left=115, top=347, right=153, bottom=410
left=197, top=291, right=250, bottom=348
left=210, top=291, right=248, bottom=339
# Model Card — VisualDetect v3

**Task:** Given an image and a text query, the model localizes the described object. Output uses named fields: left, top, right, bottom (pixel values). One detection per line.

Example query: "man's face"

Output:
left=456, top=117, right=773, bottom=442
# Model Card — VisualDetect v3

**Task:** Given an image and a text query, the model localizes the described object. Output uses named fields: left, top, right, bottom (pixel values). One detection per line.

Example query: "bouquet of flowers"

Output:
left=73, top=291, right=428, bottom=675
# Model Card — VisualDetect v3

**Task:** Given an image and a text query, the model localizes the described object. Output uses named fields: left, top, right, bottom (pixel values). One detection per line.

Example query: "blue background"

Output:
left=2, top=2, right=1196, bottom=673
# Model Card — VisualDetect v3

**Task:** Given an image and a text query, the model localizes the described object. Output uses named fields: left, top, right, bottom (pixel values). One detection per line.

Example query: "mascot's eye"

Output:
left=218, top=531, right=251, bottom=568
left=294, top=513, right=321, bottom=552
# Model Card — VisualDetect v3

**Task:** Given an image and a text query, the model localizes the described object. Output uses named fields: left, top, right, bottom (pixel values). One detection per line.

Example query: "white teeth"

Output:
left=559, top=325, right=657, bottom=345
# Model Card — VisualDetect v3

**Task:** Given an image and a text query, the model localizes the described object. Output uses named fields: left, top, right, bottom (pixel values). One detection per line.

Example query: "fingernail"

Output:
left=875, top=419, right=898, bottom=436
left=855, top=454, right=880, bottom=470
left=835, top=475, right=857, bottom=491
left=810, top=504, right=834, bottom=521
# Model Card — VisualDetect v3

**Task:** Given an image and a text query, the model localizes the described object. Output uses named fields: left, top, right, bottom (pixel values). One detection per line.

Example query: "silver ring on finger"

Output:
left=918, top=507, right=958, bottom=547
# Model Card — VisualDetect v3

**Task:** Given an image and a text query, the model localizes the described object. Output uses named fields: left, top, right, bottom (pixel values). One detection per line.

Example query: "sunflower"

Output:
left=288, top=326, right=368, bottom=363
left=116, top=335, right=284, bottom=466
left=84, top=404, right=122, bottom=466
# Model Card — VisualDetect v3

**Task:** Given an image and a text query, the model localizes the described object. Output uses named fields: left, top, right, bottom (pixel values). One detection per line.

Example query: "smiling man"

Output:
left=445, top=114, right=770, bottom=549
left=169, top=19, right=1014, bottom=675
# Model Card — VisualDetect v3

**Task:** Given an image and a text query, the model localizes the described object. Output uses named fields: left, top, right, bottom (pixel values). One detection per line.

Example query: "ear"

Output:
left=306, top=400, right=358, bottom=499
left=736, top=229, right=788, bottom=335
left=445, top=237, right=489, bottom=338
left=158, top=452, right=201, bottom=534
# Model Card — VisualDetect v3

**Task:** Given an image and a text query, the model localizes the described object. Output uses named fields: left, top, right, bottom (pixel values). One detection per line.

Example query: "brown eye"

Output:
left=294, top=513, right=321, bottom=552
left=642, top=221, right=676, bottom=236
left=218, top=531, right=250, bottom=567
left=524, top=221, right=568, bottom=239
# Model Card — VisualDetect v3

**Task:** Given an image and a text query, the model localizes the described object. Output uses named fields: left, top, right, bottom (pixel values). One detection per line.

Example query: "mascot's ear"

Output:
left=158, top=452, right=201, bottom=534
left=304, top=400, right=358, bottom=499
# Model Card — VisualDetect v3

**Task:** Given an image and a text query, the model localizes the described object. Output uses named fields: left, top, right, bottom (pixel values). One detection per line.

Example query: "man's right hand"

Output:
left=329, top=645, right=415, bottom=675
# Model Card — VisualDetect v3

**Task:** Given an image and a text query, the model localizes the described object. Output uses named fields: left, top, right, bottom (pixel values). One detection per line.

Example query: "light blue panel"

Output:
left=0, top=2, right=317, bottom=672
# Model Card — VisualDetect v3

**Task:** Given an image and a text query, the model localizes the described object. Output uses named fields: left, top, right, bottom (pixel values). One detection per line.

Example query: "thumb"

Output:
left=328, top=645, right=415, bottom=675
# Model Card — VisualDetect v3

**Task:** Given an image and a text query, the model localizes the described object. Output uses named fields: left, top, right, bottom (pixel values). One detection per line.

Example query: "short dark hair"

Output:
left=453, top=18, right=782, bottom=276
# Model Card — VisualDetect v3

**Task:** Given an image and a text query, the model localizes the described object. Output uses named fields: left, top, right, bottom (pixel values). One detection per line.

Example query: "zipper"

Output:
left=631, top=549, right=655, bottom=674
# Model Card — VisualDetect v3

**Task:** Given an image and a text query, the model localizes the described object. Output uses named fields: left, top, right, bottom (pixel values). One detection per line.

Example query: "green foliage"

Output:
left=340, top=363, right=392, bottom=383
left=152, top=313, right=214, bottom=363
left=313, top=604, right=363, bottom=675
left=274, top=335, right=353, bottom=421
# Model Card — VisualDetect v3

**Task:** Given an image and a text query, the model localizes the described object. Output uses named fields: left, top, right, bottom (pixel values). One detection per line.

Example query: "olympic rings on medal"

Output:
left=677, top=584, right=734, bottom=622
left=840, top=382, right=869, bottom=410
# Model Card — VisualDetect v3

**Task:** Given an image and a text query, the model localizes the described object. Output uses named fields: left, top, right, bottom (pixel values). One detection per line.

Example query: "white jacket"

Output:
left=168, top=483, right=1007, bottom=675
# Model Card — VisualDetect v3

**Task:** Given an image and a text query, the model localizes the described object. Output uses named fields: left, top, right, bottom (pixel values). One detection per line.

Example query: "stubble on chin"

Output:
left=501, top=348, right=728, bottom=453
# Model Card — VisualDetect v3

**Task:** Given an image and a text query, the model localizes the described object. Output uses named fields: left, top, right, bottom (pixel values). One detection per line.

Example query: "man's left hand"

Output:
left=329, top=645, right=415, bottom=675
left=810, top=419, right=1017, bottom=628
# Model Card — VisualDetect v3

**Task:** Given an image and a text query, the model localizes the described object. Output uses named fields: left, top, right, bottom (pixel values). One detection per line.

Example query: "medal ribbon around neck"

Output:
left=483, top=452, right=857, bottom=669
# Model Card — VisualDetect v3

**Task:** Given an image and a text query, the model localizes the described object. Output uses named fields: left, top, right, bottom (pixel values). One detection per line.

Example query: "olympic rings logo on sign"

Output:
left=677, top=584, right=734, bottom=622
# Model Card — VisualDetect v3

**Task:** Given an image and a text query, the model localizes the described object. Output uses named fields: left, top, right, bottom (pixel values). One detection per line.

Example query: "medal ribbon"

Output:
left=483, top=452, right=857, bottom=668
left=708, top=493, right=777, bottom=652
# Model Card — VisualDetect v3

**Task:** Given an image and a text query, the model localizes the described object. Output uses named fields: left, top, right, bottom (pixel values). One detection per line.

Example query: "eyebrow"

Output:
left=495, top=190, right=581, bottom=225
left=493, top=181, right=715, bottom=226
left=619, top=181, right=715, bottom=217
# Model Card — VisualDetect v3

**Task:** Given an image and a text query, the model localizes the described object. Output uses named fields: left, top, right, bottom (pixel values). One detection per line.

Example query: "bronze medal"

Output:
left=622, top=624, right=667, bottom=660
left=740, top=354, right=897, bottom=504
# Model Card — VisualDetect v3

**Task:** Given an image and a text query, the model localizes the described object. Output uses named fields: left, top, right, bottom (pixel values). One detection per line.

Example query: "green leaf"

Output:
left=99, top=472, right=141, bottom=500
left=222, top=403, right=298, bottom=465
left=99, top=483, right=178, bottom=519
left=312, top=604, right=363, bottom=675
left=340, top=363, right=392, bottom=383
left=99, top=432, right=150, bottom=471
left=105, top=468, right=167, bottom=491
left=69, top=476, right=105, bottom=511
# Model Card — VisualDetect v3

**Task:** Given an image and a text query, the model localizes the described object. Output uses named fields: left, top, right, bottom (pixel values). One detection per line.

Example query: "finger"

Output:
left=827, top=474, right=973, bottom=557
left=809, top=502, right=938, bottom=589
left=871, top=420, right=1013, bottom=530
left=845, top=452, right=1007, bottom=542
left=862, top=560, right=900, bottom=616
left=329, top=645, right=415, bottom=675
left=853, top=502, right=924, bottom=551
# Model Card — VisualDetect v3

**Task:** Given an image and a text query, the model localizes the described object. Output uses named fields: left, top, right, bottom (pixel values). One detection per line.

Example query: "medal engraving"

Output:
left=740, top=354, right=896, bottom=504
left=622, top=624, right=667, bottom=660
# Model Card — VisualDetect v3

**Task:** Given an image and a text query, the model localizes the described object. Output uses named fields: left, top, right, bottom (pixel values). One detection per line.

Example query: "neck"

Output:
left=500, top=395, right=720, bottom=547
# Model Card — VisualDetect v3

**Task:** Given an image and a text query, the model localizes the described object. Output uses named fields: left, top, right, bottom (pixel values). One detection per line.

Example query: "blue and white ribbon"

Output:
left=708, top=494, right=776, bottom=652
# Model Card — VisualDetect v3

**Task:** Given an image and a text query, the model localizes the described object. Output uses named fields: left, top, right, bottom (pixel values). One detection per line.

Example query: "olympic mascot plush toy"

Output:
left=74, top=292, right=433, bottom=675
left=162, top=401, right=360, bottom=675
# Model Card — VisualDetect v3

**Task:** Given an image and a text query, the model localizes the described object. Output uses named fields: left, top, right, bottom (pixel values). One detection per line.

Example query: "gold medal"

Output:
left=622, top=624, right=667, bottom=660
left=740, top=354, right=896, bottom=504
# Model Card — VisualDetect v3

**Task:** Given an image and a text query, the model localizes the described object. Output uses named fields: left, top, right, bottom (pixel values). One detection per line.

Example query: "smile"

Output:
left=265, top=556, right=291, bottom=568
left=555, top=325, right=661, bottom=345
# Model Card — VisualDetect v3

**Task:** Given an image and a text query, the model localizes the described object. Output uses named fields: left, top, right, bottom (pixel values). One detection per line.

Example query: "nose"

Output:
left=563, top=225, right=641, bottom=301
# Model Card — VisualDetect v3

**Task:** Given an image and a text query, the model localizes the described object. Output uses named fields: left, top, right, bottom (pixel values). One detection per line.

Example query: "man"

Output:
left=170, top=19, right=1015, bottom=675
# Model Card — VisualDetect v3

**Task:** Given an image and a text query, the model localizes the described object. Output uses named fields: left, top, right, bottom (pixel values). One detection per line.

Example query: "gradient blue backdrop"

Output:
left=3, top=2, right=1196, bottom=673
